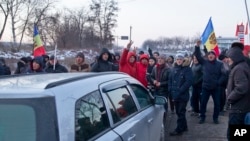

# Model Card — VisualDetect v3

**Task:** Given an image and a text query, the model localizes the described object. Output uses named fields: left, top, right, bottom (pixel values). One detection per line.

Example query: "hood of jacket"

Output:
left=98, top=48, right=112, bottom=62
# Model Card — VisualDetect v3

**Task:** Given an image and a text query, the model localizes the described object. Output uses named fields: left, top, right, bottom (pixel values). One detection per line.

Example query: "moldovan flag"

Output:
left=201, top=17, right=220, bottom=56
left=33, top=24, right=46, bottom=57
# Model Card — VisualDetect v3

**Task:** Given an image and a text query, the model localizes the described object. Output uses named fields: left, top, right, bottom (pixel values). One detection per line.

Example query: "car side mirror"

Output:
left=154, top=96, right=167, bottom=105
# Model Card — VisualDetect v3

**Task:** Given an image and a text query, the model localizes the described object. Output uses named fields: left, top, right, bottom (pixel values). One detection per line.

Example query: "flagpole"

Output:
left=245, top=0, right=250, bottom=44
left=53, top=44, right=57, bottom=70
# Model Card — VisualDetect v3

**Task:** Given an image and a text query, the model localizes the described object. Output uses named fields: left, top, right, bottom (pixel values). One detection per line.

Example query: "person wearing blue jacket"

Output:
left=194, top=40, right=226, bottom=124
left=168, top=53, right=193, bottom=136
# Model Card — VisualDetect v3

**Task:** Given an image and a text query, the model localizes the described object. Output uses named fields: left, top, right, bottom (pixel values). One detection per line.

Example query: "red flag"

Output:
left=245, top=22, right=248, bottom=35
left=235, top=24, right=239, bottom=36
left=33, top=24, right=46, bottom=57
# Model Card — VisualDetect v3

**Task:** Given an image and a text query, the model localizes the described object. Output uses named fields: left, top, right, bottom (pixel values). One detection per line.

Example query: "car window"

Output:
left=0, top=105, right=36, bottom=141
left=0, top=97, right=58, bottom=141
left=130, top=84, right=153, bottom=109
left=75, top=90, right=109, bottom=141
left=105, top=86, right=137, bottom=124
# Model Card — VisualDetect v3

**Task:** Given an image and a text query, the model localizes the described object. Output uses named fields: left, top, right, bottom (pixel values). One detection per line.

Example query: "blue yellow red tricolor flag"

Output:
left=201, top=17, right=220, bottom=56
left=33, top=24, right=46, bottom=57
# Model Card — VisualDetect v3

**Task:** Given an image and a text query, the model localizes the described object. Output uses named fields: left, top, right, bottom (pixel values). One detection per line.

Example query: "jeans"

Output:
left=174, top=101, right=188, bottom=132
left=200, top=88, right=220, bottom=121
left=191, top=85, right=202, bottom=113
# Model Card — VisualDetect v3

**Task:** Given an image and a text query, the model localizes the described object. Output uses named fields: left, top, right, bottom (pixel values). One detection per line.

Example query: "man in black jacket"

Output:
left=194, top=40, right=226, bottom=124
left=45, top=55, right=68, bottom=73
left=226, top=42, right=250, bottom=140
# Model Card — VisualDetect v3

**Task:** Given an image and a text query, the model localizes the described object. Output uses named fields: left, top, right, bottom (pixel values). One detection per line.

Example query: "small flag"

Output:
left=33, top=24, right=46, bottom=57
left=201, top=17, right=219, bottom=56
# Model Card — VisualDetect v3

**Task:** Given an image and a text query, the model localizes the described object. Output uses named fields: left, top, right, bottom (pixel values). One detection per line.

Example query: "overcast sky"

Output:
left=59, top=0, right=249, bottom=47
left=2, top=0, right=249, bottom=48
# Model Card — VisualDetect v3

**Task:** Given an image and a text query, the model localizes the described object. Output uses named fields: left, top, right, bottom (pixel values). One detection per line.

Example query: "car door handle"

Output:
left=127, top=134, right=136, bottom=141
left=148, top=118, right=153, bottom=124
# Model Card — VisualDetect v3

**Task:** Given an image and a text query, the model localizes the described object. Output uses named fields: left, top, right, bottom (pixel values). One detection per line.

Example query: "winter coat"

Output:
left=151, top=64, right=171, bottom=97
left=119, top=48, right=137, bottom=78
left=226, top=47, right=250, bottom=113
left=91, top=48, right=116, bottom=72
left=136, top=54, right=149, bottom=87
left=191, top=63, right=203, bottom=87
left=45, top=63, right=68, bottom=73
left=26, top=56, right=45, bottom=73
left=194, top=46, right=226, bottom=90
left=0, top=64, right=4, bottom=75
left=168, top=58, right=193, bottom=102
left=70, top=63, right=90, bottom=72
left=14, top=60, right=30, bottom=74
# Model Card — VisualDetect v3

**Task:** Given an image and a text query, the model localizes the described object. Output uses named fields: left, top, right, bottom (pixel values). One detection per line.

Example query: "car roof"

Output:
left=0, top=72, right=130, bottom=91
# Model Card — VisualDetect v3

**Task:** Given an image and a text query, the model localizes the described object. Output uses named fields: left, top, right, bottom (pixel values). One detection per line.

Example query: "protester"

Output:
left=136, top=53, right=149, bottom=87
left=151, top=54, right=170, bottom=112
left=194, top=40, right=226, bottom=124
left=14, top=57, right=30, bottom=74
left=218, top=53, right=230, bottom=115
left=226, top=42, right=250, bottom=140
left=26, top=56, right=45, bottom=73
left=91, top=48, right=116, bottom=72
left=146, top=56, right=157, bottom=93
left=119, top=41, right=137, bottom=78
left=70, top=52, right=91, bottom=72
left=167, top=55, right=175, bottom=113
left=0, top=57, right=11, bottom=75
left=190, top=54, right=203, bottom=116
left=45, top=55, right=68, bottom=73
left=167, top=55, right=175, bottom=68
left=168, top=53, right=193, bottom=136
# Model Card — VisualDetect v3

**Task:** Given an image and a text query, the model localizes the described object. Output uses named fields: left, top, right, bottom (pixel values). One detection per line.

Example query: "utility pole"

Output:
left=245, top=0, right=250, bottom=44
left=129, top=26, right=132, bottom=42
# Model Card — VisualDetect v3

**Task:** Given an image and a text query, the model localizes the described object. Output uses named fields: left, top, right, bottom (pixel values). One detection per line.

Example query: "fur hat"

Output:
left=231, top=42, right=244, bottom=50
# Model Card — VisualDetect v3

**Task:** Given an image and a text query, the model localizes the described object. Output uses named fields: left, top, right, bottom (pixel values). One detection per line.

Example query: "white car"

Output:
left=0, top=72, right=166, bottom=141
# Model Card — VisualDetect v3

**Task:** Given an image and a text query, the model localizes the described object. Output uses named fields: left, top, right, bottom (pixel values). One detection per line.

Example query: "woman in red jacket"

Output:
left=119, top=41, right=137, bottom=79
left=136, top=54, right=149, bottom=87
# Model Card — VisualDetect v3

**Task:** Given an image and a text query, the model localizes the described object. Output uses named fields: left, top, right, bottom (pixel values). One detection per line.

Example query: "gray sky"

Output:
left=2, top=0, right=249, bottom=48
left=60, top=0, right=249, bottom=47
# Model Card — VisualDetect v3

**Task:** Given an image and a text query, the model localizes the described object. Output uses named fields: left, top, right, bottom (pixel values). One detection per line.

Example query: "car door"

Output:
left=75, top=90, right=122, bottom=141
left=128, top=83, right=165, bottom=141
left=100, top=80, right=150, bottom=141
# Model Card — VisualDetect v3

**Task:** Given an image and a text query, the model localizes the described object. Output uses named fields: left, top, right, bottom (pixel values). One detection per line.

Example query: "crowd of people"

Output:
left=0, top=40, right=250, bottom=140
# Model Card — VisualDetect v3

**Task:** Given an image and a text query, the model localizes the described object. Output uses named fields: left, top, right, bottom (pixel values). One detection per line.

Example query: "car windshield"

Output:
left=0, top=97, right=59, bottom=141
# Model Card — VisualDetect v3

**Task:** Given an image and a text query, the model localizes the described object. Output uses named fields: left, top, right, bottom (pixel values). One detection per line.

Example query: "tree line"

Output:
left=0, top=0, right=119, bottom=51
left=1, top=0, right=201, bottom=52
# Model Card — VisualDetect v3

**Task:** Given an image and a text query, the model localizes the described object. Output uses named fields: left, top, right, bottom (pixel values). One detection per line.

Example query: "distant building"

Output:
left=217, top=36, right=238, bottom=50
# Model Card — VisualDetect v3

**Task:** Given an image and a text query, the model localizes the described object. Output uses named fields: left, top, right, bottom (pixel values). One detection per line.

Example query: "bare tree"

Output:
left=69, top=7, right=88, bottom=48
left=17, top=0, right=56, bottom=51
left=8, top=0, right=26, bottom=49
left=0, top=0, right=11, bottom=40
left=89, top=0, right=118, bottom=47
